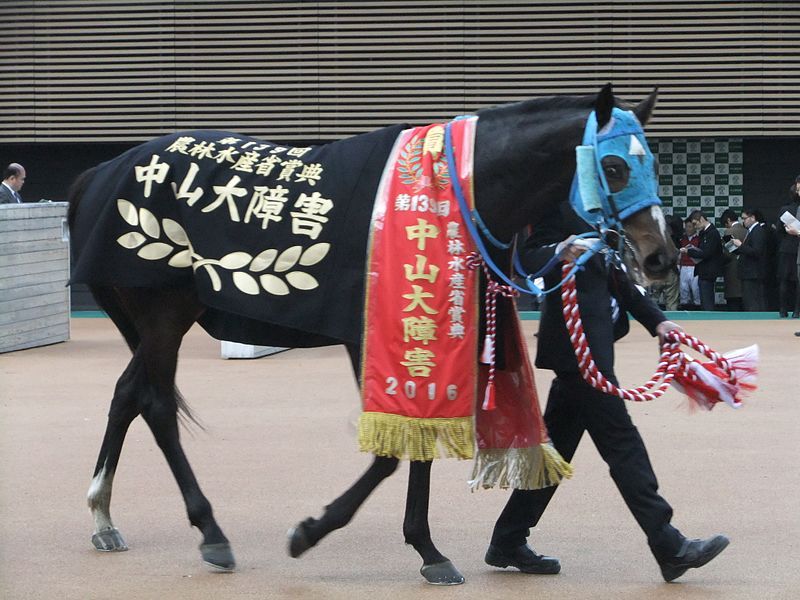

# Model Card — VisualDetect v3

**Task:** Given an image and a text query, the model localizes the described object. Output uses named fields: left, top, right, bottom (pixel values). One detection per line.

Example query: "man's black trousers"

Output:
left=490, top=371, right=684, bottom=559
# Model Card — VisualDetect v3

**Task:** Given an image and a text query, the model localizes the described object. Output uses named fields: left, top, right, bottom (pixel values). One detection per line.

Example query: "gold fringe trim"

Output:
left=468, top=444, right=574, bottom=491
left=358, top=412, right=474, bottom=461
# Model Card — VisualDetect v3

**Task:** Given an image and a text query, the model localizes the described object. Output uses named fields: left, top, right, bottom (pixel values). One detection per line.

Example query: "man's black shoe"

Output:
left=657, top=534, right=729, bottom=582
left=795, top=331, right=800, bottom=337
left=485, top=543, right=561, bottom=574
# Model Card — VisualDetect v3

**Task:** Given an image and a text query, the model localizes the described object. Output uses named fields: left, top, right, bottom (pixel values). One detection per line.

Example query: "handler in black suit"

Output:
left=684, top=210, right=724, bottom=311
left=485, top=203, right=729, bottom=582
left=732, top=208, right=768, bottom=311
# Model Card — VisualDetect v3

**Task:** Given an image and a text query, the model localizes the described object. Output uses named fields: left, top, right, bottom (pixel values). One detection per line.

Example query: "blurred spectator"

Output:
left=782, top=193, right=800, bottom=334
left=678, top=217, right=700, bottom=309
left=720, top=209, right=746, bottom=311
left=685, top=210, right=723, bottom=311
left=755, top=209, right=780, bottom=311
left=776, top=176, right=800, bottom=318
left=0, top=163, right=26, bottom=204
left=732, top=208, right=768, bottom=311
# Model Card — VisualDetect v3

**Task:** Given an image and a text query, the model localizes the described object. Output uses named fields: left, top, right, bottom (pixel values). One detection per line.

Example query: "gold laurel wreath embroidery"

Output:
left=114, top=198, right=329, bottom=296
left=397, top=135, right=450, bottom=192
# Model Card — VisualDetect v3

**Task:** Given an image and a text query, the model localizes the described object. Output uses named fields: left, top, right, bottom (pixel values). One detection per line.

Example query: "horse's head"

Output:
left=577, top=84, right=678, bottom=282
left=472, top=84, right=677, bottom=283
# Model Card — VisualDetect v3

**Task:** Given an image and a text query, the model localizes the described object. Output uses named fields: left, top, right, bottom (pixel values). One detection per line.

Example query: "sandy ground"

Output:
left=1, top=317, right=798, bottom=600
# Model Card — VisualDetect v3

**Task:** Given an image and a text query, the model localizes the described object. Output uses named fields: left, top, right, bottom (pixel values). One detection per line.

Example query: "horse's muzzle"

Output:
left=643, top=249, right=677, bottom=280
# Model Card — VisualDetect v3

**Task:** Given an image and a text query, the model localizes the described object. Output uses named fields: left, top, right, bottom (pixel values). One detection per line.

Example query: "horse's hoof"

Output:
left=420, top=560, right=465, bottom=585
left=200, top=542, right=236, bottom=572
left=91, top=528, right=128, bottom=552
left=287, top=520, right=314, bottom=558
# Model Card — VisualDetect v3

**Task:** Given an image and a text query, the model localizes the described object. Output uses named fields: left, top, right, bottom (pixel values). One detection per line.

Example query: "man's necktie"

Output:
left=14, top=191, right=22, bottom=203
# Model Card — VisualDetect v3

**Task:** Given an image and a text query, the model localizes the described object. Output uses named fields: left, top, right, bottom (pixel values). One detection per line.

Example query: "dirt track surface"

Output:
left=1, top=318, right=798, bottom=599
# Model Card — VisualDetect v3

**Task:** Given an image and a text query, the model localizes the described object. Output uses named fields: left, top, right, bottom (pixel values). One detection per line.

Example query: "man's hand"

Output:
left=656, top=320, right=683, bottom=344
left=786, top=223, right=800, bottom=237
left=555, top=235, right=589, bottom=262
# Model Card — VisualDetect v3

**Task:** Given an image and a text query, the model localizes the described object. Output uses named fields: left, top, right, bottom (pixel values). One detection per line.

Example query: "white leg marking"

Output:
left=88, top=465, right=115, bottom=533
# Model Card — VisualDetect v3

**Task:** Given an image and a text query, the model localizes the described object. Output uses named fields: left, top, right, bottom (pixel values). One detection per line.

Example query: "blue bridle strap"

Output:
left=444, top=119, right=606, bottom=297
left=473, top=208, right=513, bottom=250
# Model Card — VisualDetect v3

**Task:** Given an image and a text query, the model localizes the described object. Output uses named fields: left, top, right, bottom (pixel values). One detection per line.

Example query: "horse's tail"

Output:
left=90, top=285, right=202, bottom=429
left=66, top=166, right=98, bottom=232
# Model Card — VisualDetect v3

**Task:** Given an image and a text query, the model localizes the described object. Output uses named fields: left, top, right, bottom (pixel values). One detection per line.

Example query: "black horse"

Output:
left=67, top=84, right=676, bottom=585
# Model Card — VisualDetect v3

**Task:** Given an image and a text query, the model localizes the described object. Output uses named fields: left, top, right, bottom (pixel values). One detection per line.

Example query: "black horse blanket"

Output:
left=70, top=125, right=407, bottom=347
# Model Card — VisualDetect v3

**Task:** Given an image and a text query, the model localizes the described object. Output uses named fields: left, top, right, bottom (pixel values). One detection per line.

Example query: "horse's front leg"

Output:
left=404, top=460, right=465, bottom=585
left=288, top=455, right=398, bottom=557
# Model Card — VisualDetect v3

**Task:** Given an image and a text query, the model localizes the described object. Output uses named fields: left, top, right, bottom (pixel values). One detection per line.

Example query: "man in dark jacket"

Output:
left=0, top=163, right=26, bottom=204
left=684, top=210, right=724, bottom=311
left=485, top=203, right=729, bottom=582
left=775, top=177, right=800, bottom=318
left=720, top=209, right=747, bottom=311
left=732, top=208, right=769, bottom=311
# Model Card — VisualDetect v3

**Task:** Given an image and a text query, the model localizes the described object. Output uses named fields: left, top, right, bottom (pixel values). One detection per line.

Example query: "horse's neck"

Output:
left=473, top=112, right=579, bottom=242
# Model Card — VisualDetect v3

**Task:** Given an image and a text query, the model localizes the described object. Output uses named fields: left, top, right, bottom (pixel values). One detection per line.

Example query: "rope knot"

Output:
left=465, top=252, right=483, bottom=270
left=487, top=279, right=520, bottom=299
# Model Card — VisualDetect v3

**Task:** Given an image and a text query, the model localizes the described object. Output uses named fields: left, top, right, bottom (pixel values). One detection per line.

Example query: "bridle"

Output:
left=445, top=108, right=660, bottom=297
left=444, top=115, right=752, bottom=411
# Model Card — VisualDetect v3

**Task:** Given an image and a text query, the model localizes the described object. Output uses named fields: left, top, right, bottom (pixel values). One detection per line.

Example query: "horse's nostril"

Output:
left=644, top=251, right=671, bottom=274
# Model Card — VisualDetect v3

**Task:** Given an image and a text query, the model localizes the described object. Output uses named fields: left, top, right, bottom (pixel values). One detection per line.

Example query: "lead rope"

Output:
left=559, top=263, right=742, bottom=404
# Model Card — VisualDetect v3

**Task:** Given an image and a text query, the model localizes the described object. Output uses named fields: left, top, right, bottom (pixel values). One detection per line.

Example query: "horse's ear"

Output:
left=595, top=83, right=614, bottom=129
left=633, top=87, right=659, bottom=126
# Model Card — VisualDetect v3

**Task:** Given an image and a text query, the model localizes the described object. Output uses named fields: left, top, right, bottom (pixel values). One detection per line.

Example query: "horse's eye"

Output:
left=601, top=157, right=630, bottom=192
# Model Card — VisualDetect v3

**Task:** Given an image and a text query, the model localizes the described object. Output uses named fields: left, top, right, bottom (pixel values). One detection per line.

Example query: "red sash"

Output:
left=359, top=118, right=572, bottom=489
left=359, top=119, right=478, bottom=460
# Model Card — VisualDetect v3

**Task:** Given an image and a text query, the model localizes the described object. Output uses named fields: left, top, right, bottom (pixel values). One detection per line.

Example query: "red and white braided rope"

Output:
left=467, top=253, right=518, bottom=410
left=559, top=263, right=737, bottom=402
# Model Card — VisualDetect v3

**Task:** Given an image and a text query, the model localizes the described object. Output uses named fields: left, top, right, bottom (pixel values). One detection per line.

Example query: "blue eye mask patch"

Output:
left=570, top=107, right=661, bottom=229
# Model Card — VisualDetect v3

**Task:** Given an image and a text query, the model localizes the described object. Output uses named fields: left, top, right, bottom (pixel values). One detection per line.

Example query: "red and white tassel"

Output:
left=672, top=344, right=758, bottom=410
left=467, top=252, right=517, bottom=412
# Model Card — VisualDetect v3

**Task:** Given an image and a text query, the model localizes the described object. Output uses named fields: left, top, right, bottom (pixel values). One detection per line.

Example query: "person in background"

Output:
left=782, top=181, right=800, bottom=335
left=756, top=209, right=780, bottom=311
left=0, top=163, right=26, bottom=204
left=731, top=208, right=768, bottom=311
left=678, top=217, right=701, bottom=310
left=685, top=210, right=723, bottom=311
left=720, top=209, right=747, bottom=311
left=775, top=176, right=800, bottom=318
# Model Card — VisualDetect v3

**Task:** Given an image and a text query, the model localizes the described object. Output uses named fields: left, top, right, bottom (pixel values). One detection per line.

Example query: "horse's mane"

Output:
left=476, top=93, right=596, bottom=120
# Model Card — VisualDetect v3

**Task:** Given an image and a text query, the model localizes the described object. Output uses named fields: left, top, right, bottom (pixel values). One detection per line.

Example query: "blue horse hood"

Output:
left=570, top=107, right=661, bottom=229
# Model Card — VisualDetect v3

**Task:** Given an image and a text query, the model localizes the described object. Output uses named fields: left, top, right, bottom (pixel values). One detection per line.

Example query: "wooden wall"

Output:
left=0, top=203, right=71, bottom=352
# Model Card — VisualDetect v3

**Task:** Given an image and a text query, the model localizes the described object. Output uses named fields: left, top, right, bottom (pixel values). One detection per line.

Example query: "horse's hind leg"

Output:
left=288, top=455, right=399, bottom=557
left=90, top=287, right=234, bottom=570
left=126, top=288, right=235, bottom=571
left=87, top=286, right=143, bottom=552
left=404, top=460, right=464, bottom=585
left=87, top=355, right=141, bottom=552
